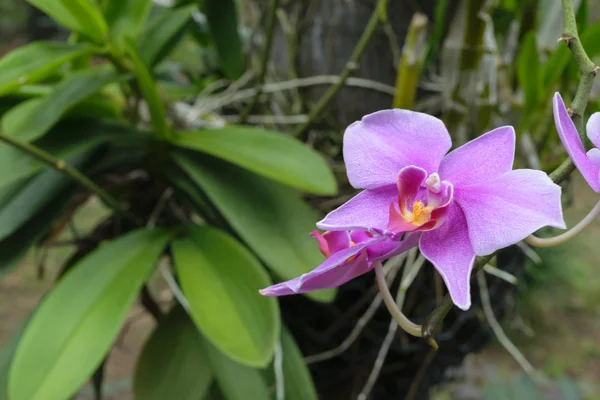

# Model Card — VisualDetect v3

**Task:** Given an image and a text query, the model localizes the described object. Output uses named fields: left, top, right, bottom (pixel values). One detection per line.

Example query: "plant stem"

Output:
left=526, top=199, right=600, bottom=248
left=374, top=261, right=423, bottom=338
left=240, top=0, right=280, bottom=122
left=392, top=13, right=429, bottom=109
left=422, top=0, right=597, bottom=340
left=293, top=0, right=389, bottom=137
left=0, top=132, right=133, bottom=220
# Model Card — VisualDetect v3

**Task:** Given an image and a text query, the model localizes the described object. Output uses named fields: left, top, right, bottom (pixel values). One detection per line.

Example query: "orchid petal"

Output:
left=369, top=232, right=421, bottom=260
left=587, top=112, right=600, bottom=149
left=419, top=205, right=475, bottom=310
left=439, top=126, right=515, bottom=188
left=259, top=236, right=385, bottom=296
left=588, top=148, right=600, bottom=168
left=322, top=231, right=351, bottom=254
left=456, top=169, right=565, bottom=256
left=344, top=109, right=451, bottom=190
left=554, top=92, right=600, bottom=192
left=317, top=186, right=397, bottom=231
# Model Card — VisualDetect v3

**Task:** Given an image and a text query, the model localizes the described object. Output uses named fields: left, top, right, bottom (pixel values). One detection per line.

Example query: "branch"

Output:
left=293, top=0, right=390, bottom=137
left=240, top=0, right=280, bottom=122
left=0, top=131, right=135, bottom=222
left=422, top=0, right=598, bottom=340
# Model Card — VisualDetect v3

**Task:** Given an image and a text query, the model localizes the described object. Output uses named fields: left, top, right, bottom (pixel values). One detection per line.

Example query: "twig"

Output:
left=273, top=341, right=285, bottom=400
left=477, top=272, right=544, bottom=382
left=0, top=131, right=134, bottom=221
left=357, top=252, right=426, bottom=400
left=141, top=285, right=164, bottom=322
left=225, top=114, right=308, bottom=125
left=147, top=188, right=174, bottom=228
left=421, top=0, right=597, bottom=340
left=240, top=0, right=280, bottom=122
left=525, top=199, right=600, bottom=247
left=159, top=262, right=190, bottom=312
left=483, top=264, right=517, bottom=285
left=293, top=0, right=390, bottom=137
left=374, top=257, right=425, bottom=338
left=304, top=254, right=406, bottom=364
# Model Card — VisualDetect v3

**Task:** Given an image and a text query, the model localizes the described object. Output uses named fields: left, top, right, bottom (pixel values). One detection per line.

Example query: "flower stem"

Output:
left=293, top=0, right=389, bottom=137
left=0, top=131, right=135, bottom=222
left=373, top=261, right=423, bottom=338
left=525, top=199, right=600, bottom=247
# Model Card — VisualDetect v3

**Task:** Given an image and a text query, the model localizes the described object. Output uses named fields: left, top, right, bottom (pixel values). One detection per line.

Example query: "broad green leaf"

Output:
left=204, top=0, right=245, bottom=79
left=172, top=127, right=337, bottom=195
left=517, top=32, right=542, bottom=114
left=139, top=5, right=196, bottom=66
left=0, top=119, right=147, bottom=189
left=103, top=0, right=152, bottom=44
left=123, top=39, right=169, bottom=137
left=172, top=225, right=279, bottom=367
left=0, top=42, right=95, bottom=95
left=174, top=153, right=335, bottom=303
left=0, top=315, right=32, bottom=399
left=0, top=152, right=88, bottom=241
left=134, top=306, right=212, bottom=400
left=27, top=0, right=108, bottom=43
left=204, top=342, right=270, bottom=400
left=279, top=329, right=318, bottom=400
left=2, top=69, right=120, bottom=142
left=9, top=228, right=170, bottom=400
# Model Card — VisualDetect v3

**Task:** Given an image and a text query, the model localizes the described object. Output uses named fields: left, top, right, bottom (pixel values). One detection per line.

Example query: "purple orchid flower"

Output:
left=261, top=109, right=565, bottom=310
left=553, top=92, right=600, bottom=192
left=259, top=230, right=418, bottom=296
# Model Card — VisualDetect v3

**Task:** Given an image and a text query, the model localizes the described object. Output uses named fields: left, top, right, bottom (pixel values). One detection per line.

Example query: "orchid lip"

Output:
left=387, top=167, right=454, bottom=234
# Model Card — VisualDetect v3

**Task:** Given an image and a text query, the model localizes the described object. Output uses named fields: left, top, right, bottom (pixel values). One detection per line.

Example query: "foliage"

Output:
left=0, top=0, right=598, bottom=398
left=0, top=1, right=336, bottom=399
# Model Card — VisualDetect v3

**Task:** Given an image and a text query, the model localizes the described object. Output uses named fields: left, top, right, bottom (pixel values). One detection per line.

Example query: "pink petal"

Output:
left=343, top=109, right=451, bottom=190
left=439, top=126, right=515, bottom=188
left=369, top=232, right=421, bottom=260
left=554, top=92, right=600, bottom=192
left=588, top=148, right=600, bottom=168
left=456, top=169, right=565, bottom=256
left=259, top=236, right=385, bottom=296
left=587, top=112, right=600, bottom=149
left=419, top=205, right=475, bottom=310
left=322, top=231, right=351, bottom=254
left=317, top=186, right=397, bottom=231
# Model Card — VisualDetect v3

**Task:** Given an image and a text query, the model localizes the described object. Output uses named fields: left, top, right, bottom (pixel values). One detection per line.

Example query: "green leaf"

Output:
left=2, top=68, right=120, bottom=142
left=517, top=32, right=542, bottom=114
left=172, top=127, right=337, bottom=195
left=172, top=225, right=279, bottom=368
left=27, top=0, right=108, bottom=43
left=0, top=119, right=147, bottom=189
left=9, top=228, right=170, bottom=400
left=123, top=39, right=169, bottom=137
left=0, top=315, right=32, bottom=400
left=0, top=42, right=95, bottom=95
left=204, top=342, right=271, bottom=400
left=103, top=0, right=152, bottom=44
left=279, top=329, right=318, bottom=400
left=0, top=152, right=88, bottom=241
left=138, top=5, right=196, bottom=67
left=174, top=153, right=335, bottom=303
left=204, top=0, right=245, bottom=79
left=134, top=306, right=213, bottom=400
